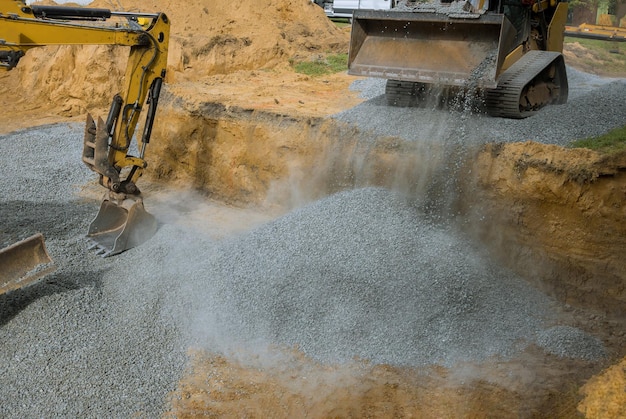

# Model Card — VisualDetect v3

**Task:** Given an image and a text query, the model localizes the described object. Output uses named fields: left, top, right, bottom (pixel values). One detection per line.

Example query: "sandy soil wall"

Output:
left=149, top=97, right=446, bottom=209
left=1, top=0, right=347, bottom=119
left=465, top=143, right=626, bottom=315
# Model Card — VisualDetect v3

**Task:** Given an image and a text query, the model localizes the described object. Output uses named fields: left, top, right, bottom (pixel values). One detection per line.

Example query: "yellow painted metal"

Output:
left=1, top=0, right=170, bottom=256
left=565, top=23, right=626, bottom=42
left=108, top=14, right=169, bottom=183
left=500, top=44, right=524, bottom=74
left=531, top=0, right=551, bottom=14
left=0, top=0, right=143, bottom=57
left=0, top=17, right=144, bottom=47
left=547, top=2, right=569, bottom=52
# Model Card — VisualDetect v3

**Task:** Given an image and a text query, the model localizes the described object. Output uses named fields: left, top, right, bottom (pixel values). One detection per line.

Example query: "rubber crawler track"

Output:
left=485, top=50, right=568, bottom=119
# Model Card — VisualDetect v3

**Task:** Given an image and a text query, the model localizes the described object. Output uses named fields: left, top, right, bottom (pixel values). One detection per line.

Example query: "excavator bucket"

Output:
left=0, top=233, right=55, bottom=295
left=87, top=194, right=157, bottom=257
left=348, top=9, right=517, bottom=88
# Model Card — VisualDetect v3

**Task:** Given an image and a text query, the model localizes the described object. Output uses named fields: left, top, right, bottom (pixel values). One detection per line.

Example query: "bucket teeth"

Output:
left=86, top=193, right=157, bottom=257
left=87, top=239, right=114, bottom=258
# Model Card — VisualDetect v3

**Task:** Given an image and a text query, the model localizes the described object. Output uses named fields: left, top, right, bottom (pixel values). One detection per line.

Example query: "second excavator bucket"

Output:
left=87, top=194, right=157, bottom=257
left=0, top=233, right=55, bottom=295
left=348, top=9, right=517, bottom=88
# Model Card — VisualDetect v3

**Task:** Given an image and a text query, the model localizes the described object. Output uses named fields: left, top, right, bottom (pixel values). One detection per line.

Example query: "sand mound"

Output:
left=91, top=0, right=346, bottom=78
left=578, top=356, right=626, bottom=418
left=3, top=0, right=346, bottom=116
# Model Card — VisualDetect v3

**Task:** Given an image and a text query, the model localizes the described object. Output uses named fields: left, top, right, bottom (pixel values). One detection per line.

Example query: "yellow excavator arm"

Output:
left=0, top=0, right=170, bottom=293
left=1, top=0, right=169, bottom=193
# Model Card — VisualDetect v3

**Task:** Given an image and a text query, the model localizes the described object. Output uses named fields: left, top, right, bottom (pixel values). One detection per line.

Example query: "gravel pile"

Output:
left=186, top=187, right=561, bottom=366
left=1, top=66, right=621, bottom=416
left=0, top=124, right=188, bottom=418
left=537, top=326, right=607, bottom=361
left=340, top=66, right=626, bottom=147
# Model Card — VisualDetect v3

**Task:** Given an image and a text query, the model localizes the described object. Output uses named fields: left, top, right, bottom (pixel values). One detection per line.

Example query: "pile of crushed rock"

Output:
left=0, top=64, right=617, bottom=414
left=182, top=187, right=605, bottom=366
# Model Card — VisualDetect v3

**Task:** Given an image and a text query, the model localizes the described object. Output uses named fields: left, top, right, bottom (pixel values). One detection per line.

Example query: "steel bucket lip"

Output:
left=353, top=9, right=506, bottom=25
left=0, top=233, right=56, bottom=294
left=348, top=10, right=517, bottom=88
left=87, top=193, right=157, bottom=257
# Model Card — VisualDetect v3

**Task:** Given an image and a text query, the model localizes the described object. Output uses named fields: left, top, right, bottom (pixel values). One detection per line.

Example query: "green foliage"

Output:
left=330, top=18, right=352, bottom=27
left=570, top=126, right=626, bottom=153
left=568, top=0, right=625, bottom=12
left=290, top=53, right=348, bottom=76
left=568, top=0, right=598, bottom=11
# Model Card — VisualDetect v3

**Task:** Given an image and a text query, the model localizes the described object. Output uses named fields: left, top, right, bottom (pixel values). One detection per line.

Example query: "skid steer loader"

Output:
left=0, top=0, right=169, bottom=294
left=348, top=0, right=569, bottom=118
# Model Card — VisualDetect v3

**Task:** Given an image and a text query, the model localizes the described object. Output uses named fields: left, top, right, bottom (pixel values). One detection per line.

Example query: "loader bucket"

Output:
left=348, top=10, right=517, bottom=88
left=87, top=194, right=157, bottom=257
left=0, top=233, right=55, bottom=295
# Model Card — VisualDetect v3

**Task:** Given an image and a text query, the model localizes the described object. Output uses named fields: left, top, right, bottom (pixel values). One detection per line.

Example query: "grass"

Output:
left=563, top=36, right=626, bottom=154
left=290, top=53, right=348, bottom=76
left=564, top=36, right=625, bottom=55
left=570, top=125, right=626, bottom=153
left=564, top=36, right=626, bottom=77
left=330, top=18, right=352, bottom=28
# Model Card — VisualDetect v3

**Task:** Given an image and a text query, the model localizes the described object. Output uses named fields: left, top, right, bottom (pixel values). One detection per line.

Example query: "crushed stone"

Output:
left=537, top=326, right=607, bottom=361
left=186, top=187, right=569, bottom=367
left=341, top=66, right=626, bottom=147
left=0, top=66, right=620, bottom=416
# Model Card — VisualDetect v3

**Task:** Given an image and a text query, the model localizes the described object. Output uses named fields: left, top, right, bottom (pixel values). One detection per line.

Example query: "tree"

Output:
left=568, top=0, right=623, bottom=12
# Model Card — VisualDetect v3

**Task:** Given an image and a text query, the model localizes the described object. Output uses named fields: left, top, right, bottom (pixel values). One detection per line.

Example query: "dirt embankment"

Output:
left=165, top=349, right=593, bottom=418
left=0, top=0, right=349, bottom=128
left=146, top=100, right=410, bottom=207
left=578, top=356, right=626, bottom=418
left=466, top=143, right=626, bottom=315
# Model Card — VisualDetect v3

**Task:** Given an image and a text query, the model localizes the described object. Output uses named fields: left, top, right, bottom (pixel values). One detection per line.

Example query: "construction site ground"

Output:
left=1, top=0, right=626, bottom=418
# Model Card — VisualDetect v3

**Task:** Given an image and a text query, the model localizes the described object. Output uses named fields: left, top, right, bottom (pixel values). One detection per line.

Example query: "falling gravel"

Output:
left=339, top=66, right=626, bottom=147
left=1, top=66, right=621, bottom=416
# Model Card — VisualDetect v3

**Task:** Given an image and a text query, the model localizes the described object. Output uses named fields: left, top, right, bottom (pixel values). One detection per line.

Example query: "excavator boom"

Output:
left=0, top=0, right=170, bottom=293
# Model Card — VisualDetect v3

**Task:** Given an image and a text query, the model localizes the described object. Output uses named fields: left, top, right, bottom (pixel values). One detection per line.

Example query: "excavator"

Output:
left=0, top=0, right=169, bottom=294
left=348, top=0, right=570, bottom=118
